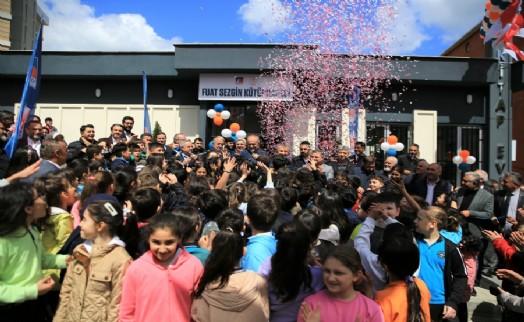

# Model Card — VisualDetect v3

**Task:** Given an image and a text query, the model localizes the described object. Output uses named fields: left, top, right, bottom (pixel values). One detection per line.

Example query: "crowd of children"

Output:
left=1, top=131, right=524, bottom=322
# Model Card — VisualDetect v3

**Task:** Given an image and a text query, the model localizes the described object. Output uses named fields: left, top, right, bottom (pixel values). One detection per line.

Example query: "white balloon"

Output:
left=395, top=142, right=405, bottom=151
left=221, top=110, right=231, bottom=120
left=466, top=156, right=476, bottom=164
left=221, top=129, right=232, bottom=138
left=207, top=109, right=216, bottom=118
left=380, top=142, right=390, bottom=151
left=236, top=130, right=247, bottom=139
left=452, top=156, right=463, bottom=165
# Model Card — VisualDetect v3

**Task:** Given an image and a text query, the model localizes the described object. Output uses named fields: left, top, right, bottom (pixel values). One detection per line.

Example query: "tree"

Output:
left=152, top=121, right=162, bottom=142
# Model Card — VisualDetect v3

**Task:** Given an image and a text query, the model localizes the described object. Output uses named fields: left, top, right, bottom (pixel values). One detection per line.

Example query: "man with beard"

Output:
left=349, top=141, right=366, bottom=167
left=291, top=141, right=311, bottom=170
left=192, top=138, right=205, bottom=155
left=67, top=124, right=98, bottom=162
left=397, top=143, right=420, bottom=175
left=17, top=120, right=43, bottom=157
left=456, top=171, right=495, bottom=281
left=330, top=145, right=354, bottom=174
left=382, top=156, right=398, bottom=177
left=351, top=156, right=386, bottom=190
left=309, top=150, right=334, bottom=180
left=410, top=162, right=452, bottom=205
left=121, top=116, right=136, bottom=141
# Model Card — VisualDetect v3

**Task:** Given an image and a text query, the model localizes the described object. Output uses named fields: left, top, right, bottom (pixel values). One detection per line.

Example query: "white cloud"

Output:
left=412, top=0, right=485, bottom=43
left=385, top=0, right=485, bottom=54
left=238, top=0, right=291, bottom=36
left=38, top=0, right=181, bottom=51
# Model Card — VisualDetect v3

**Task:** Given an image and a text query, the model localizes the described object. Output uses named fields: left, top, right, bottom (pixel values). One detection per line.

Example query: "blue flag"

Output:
left=143, top=71, right=151, bottom=134
left=5, top=23, right=43, bottom=159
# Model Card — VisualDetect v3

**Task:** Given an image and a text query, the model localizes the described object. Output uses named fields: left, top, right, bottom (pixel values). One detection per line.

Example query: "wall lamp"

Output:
left=95, top=88, right=102, bottom=98
left=167, top=88, right=174, bottom=99
left=466, top=94, right=473, bottom=104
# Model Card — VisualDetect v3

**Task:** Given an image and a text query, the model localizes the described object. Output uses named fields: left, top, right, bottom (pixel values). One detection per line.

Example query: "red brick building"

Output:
left=443, top=23, right=524, bottom=176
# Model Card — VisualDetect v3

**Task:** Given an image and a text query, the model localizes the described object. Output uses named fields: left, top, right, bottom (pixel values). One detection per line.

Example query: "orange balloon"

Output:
left=387, top=135, right=398, bottom=145
left=213, top=116, right=223, bottom=126
left=215, top=112, right=221, bottom=118
left=230, top=123, right=241, bottom=132
left=459, top=150, right=470, bottom=159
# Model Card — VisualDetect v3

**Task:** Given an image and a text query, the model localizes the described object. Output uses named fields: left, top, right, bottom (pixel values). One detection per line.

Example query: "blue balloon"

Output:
left=458, top=163, right=469, bottom=171
left=208, top=141, right=214, bottom=150
left=214, top=103, right=224, bottom=112
left=387, top=148, right=396, bottom=156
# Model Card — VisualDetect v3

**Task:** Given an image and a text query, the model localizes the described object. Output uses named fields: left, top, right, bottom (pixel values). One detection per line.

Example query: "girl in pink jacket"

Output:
left=119, top=213, right=204, bottom=322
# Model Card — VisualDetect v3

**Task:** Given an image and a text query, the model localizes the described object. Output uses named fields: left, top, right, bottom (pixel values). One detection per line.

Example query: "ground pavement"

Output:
left=468, top=274, right=503, bottom=322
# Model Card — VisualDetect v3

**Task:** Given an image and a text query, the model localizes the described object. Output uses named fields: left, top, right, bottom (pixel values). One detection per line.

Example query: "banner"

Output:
left=5, top=23, right=43, bottom=159
left=347, top=86, right=360, bottom=151
left=143, top=71, right=151, bottom=133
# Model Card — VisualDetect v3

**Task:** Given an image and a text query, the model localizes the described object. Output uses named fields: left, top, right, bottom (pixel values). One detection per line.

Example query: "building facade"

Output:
left=0, top=45, right=508, bottom=186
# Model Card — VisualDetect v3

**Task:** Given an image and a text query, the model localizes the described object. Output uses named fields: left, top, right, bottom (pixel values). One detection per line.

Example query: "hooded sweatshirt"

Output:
left=191, top=270, right=269, bottom=322
left=119, top=248, right=203, bottom=322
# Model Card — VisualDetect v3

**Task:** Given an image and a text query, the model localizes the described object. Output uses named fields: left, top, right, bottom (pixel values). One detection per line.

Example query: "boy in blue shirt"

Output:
left=241, top=194, right=278, bottom=272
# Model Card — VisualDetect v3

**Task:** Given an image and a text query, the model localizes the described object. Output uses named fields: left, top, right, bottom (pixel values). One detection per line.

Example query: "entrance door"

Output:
left=437, top=126, right=484, bottom=187
left=366, top=123, right=411, bottom=170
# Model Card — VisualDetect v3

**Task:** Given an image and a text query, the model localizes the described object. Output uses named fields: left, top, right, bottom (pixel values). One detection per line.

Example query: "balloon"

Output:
left=394, top=142, right=404, bottom=151
left=230, top=123, right=241, bottom=132
left=466, top=156, right=476, bottom=164
left=458, top=163, right=469, bottom=171
left=221, top=110, right=231, bottom=120
left=231, top=132, right=237, bottom=138
left=462, top=157, right=468, bottom=163
left=452, top=156, right=463, bottom=165
left=459, top=150, right=470, bottom=159
left=221, top=129, right=232, bottom=137
left=213, top=116, right=223, bottom=126
left=387, top=148, right=396, bottom=156
left=236, top=130, right=247, bottom=139
left=208, top=141, right=214, bottom=150
left=380, top=142, right=390, bottom=151
left=214, top=103, right=224, bottom=112
left=206, top=109, right=216, bottom=118
left=387, top=135, right=398, bottom=145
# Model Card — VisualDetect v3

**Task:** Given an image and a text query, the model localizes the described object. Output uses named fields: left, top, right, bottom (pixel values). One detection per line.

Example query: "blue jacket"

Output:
left=241, top=233, right=276, bottom=272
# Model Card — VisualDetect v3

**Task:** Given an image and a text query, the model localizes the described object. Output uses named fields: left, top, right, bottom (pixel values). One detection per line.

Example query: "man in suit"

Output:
left=22, top=139, right=67, bottom=183
left=409, top=162, right=451, bottom=205
left=494, top=172, right=524, bottom=232
left=17, top=120, right=43, bottom=157
left=98, top=123, right=125, bottom=150
left=291, top=141, right=311, bottom=170
left=309, top=150, right=334, bottom=180
left=457, top=171, right=495, bottom=280
left=350, top=156, right=386, bottom=190
left=154, top=132, right=173, bottom=157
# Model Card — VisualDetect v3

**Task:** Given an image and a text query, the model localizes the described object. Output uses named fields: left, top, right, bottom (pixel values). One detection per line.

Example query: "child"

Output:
left=259, top=221, right=324, bottom=322
left=375, top=237, right=431, bottom=322
left=192, top=230, right=269, bottom=322
left=298, top=245, right=385, bottom=322
left=119, top=212, right=203, bottom=322
left=0, top=183, right=68, bottom=322
left=174, top=206, right=210, bottom=265
left=53, top=200, right=132, bottom=322
left=241, top=194, right=279, bottom=272
left=414, top=206, right=467, bottom=322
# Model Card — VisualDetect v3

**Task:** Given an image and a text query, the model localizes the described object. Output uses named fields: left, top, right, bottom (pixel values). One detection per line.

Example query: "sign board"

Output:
left=198, top=74, right=293, bottom=101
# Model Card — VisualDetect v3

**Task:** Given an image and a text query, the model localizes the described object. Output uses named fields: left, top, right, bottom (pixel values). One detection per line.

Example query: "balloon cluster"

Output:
left=380, top=135, right=404, bottom=156
left=221, top=123, right=247, bottom=142
left=452, top=150, right=476, bottom=171
left=207, top=103, right=231, bottom=126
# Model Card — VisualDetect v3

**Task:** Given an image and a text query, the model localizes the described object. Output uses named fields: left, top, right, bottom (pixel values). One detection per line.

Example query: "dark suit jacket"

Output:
left=493, top=188, right=524, bottom=228
left=409, top=176, right=452, bottom=205
left=350, top=167, right=386, bottom=190
left=457, top=188, right=494, bottom=237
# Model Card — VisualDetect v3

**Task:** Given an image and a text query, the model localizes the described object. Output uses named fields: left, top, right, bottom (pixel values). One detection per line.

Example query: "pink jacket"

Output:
left=119, top=249, right=203, bottom=322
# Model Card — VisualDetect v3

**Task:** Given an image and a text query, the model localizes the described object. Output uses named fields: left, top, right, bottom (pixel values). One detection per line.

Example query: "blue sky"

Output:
left=39, top=0, right=486, bottom=56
